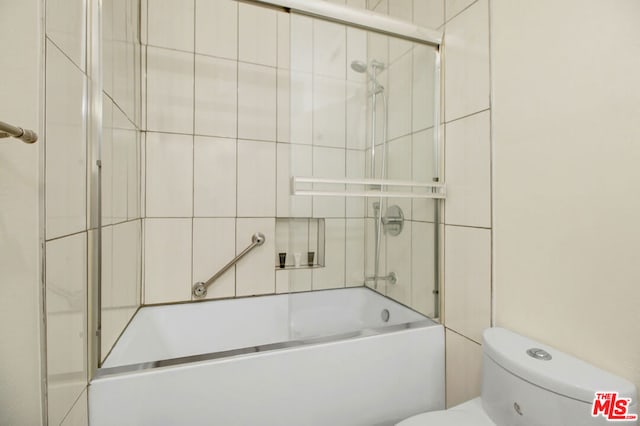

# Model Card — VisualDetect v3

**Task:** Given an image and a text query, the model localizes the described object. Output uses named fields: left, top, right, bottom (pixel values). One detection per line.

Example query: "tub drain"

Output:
left=381, top=309, right=390, bottom=322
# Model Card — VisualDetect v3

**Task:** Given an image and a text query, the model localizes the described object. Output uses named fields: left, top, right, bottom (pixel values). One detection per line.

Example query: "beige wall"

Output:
left=492, top=0, right=640, bottom=393
left=0, top=0, right=43, bottom=424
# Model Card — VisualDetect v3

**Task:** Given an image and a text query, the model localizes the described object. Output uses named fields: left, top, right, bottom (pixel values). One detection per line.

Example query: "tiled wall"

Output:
left=141, top=0, right=371, bottom=303
left=440, top=0, right=492, bottom=409
left=0, top=0, right=44, bottom=424
left=44, top=0, right=90, bottom=420
left=100, top=0, right=143, bottom=361
left=142, top=0, right=442, bottom=322
left=44, top=0, right=142, bottom=424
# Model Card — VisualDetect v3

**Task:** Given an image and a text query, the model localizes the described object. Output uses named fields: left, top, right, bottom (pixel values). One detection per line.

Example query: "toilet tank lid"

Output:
left=482, top=328, right=637, bottom=404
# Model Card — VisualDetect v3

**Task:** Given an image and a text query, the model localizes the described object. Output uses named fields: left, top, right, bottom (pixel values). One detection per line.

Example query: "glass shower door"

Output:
left=278, top=9, right=441, bottom=340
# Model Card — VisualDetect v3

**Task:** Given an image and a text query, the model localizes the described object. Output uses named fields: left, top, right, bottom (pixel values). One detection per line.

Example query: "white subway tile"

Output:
left=144, top=218, right=192, bottom=304
left=445, top=110, right=491, bottom=228
left=238, top=2, right=277, bottom=66
left=60, top=388, right=88, bottom=426
left=313, top=76, right=346, bottom=148
left=147, top=0, right=194, bottom=51
left=140, top=132, right=147, bottom=218
left=411, top=221, right=436, bottom=316
left=346, top=150, right=365, bottom=217
left=238, top=62, right=277, bottom=141
left=102, top=96, right=114, bottom=226
left=347, top=0, right=366, bottom=8
left=237, top=140, right=276, bottom=217
left=45, top=42, right=87, bottom=239
left=236, top=218, right=276, bottom=296
left=313, top=20, right=346, bottom=79
left=413, top=44, right=436, bottom=132
left=102, top=221, right=141, bottom=357
left=387, top=135, right=413, bottom=220
left=346, top=81, right=367, bottom=150
left=413, top=0, right=445, bottom=29
left=312, top=147, right=346, bottom=218
left=45, top=233, right=87, bottom=426
left=46, top=0, right=86, bottom=70
left=313, top=219, right=346, bottom=290
left=276, top=269, right=312, bottom=293
left=445, top=0, right=476, bottom=21
left=194, top=136, right=236, bottom=217
left=290, top=71, right=313, bottom=145
left=277, top=69, right=290, bottom=142
left=346, top=27, right=367, bottom=83
left=412, top=128, right=436, bottom=222
left=193, top=218, right=236, bottom=299
left=364, top=217, right=386, bottom=291
left=277, top=11, right=290, bottom=69
left=367, top=32, right=388, bottom=70
left=127, top=131, right=142, bottom=220
left=146, top=47, right=194, bottom=134
left=385, top=221, right=412, bottom=305
left=112, top=221, right=142, bottom=307
left=195, top=0, right=237, bottom=60
left=111, top=38, right=137, bottom=123
left=111, top=121, right=133, bottom=223
left=372, top=0, right=388, bottom=14
left=290, top=15, right=313, bottom=73
left=445, top=329, right=482, bottom=407
left=276, top=143, right=312, bottom=217
left=444, top=0, right=489, bottom=121
left=194, top=55, right=238, bottom=138
left=146, top=132, right=193, bottom=217
left=346, top=218, right=365, bottom=286
left=387, top=52, right=412, bottom=140
left=444, top=225, right=491, bottom=342
left=389, top=0, right=413, bottom=62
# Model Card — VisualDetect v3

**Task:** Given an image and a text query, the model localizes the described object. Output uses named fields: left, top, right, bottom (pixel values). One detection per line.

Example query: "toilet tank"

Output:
left=481, top=328, right=637, bottom=426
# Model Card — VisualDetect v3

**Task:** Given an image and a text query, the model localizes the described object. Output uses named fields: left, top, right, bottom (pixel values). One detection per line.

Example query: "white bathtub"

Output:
left=90, top=287, right=445, bottom=425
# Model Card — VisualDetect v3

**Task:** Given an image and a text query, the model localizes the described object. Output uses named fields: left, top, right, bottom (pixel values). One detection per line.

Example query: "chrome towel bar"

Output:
left=192, top=233, right=266, bottom=298
left=0, top=120, right=38, bottom=144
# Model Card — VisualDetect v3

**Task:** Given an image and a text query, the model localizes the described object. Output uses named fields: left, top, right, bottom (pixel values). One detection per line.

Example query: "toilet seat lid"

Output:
left=397, top=398, right=495, bottom=426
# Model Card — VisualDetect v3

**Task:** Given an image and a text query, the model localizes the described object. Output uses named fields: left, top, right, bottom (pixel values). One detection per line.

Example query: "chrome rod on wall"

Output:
left=192, top=233, right=266, bottom=298
left=0, top=120, right=38, bottom=144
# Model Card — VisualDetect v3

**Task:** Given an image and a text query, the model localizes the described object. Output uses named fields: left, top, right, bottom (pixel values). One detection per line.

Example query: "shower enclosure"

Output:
left=89, top=0, right=446, bottom=424
left=280, top=3, right=443, bottom=327
left=89, top=0, right=445, bottom=424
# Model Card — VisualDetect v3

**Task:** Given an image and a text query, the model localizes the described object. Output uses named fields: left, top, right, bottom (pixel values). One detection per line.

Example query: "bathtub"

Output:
left=89, top=287, right=444, bottom=426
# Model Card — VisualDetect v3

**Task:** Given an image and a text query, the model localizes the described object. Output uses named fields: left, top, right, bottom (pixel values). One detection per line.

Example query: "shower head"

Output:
left=351, top=60, right=386, bottom=94
left=350, top=60, right=368, bottom=73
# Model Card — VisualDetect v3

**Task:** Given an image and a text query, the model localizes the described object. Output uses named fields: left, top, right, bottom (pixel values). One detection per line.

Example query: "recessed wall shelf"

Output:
left=275, top=218, right=325, bottom=270
left=291, top=176, right=446, bottom=199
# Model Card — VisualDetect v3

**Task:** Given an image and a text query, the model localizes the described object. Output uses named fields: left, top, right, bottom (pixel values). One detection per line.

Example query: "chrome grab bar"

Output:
left=365, top=272, right=397, bottom=285
left=0, top=120, right=38, bottom=144
left=192, top=233, right=266, bottom=298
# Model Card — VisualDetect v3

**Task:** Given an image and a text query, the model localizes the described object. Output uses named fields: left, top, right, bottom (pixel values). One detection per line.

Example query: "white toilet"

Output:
left=398, top=327, right=638, bottom=426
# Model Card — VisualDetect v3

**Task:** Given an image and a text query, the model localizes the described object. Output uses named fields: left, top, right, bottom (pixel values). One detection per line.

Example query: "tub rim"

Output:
left=94, top=318, right=438, bottom=380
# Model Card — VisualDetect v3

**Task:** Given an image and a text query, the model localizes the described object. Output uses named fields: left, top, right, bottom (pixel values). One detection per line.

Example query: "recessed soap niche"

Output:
left=275, top=218, right=325, bottom=270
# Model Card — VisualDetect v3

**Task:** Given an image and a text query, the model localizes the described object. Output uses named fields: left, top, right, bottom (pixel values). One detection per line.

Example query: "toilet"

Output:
left=398, top=327, right=638, bottom=426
